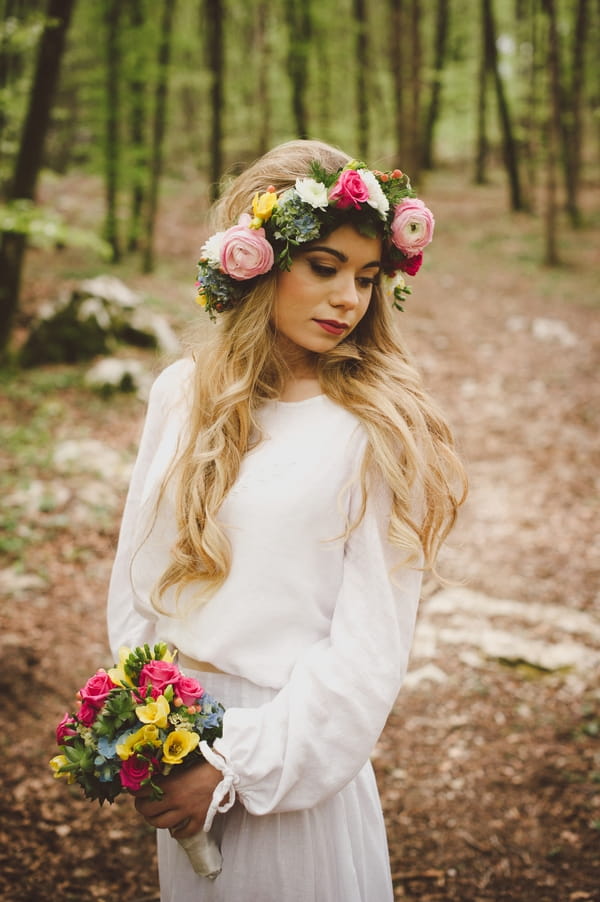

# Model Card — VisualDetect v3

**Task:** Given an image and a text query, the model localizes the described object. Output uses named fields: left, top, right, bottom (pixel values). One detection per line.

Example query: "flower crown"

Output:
left=196, top=160, right=435, bottom=319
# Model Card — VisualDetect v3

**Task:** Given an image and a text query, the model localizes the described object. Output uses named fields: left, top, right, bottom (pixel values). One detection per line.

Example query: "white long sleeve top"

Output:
left=107, top=357, right=422, bottom=819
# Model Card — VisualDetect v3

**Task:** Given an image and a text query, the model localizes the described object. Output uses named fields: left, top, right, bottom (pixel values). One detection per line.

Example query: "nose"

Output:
left=330, top=274, right=361, bottom=310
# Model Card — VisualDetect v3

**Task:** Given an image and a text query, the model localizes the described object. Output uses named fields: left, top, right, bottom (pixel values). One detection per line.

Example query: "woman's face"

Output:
left=271, top=225, right=382, bottom=361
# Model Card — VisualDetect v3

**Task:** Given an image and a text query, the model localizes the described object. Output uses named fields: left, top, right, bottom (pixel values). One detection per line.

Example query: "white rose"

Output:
left=200, top=231, right=225, bottom=267
left=294, top=177, right=329, bottom=210
left=359, top=170, right=389, bottom=219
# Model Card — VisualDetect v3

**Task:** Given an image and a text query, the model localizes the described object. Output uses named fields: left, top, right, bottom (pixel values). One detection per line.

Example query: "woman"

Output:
left=107, top=139, right=466, bottom=901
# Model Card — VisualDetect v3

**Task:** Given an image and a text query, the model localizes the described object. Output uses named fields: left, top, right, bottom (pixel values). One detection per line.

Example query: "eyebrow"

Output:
left=306, top=245, right=381, bottom=270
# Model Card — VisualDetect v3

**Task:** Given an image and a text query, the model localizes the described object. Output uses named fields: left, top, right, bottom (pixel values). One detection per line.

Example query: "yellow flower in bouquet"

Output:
left=162, top=728, right=200, bottom=765
left=136, top=694, right=170, bottom=729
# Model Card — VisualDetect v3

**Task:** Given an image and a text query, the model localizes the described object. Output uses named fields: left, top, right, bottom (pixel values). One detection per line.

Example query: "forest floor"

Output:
left=0, top=164, right=599, bottom=901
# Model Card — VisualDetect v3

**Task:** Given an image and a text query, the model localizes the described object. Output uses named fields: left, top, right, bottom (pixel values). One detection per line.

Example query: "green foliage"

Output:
left=0, top=199, right=110, bottom=255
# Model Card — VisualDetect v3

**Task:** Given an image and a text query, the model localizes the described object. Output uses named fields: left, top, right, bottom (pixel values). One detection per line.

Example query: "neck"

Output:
left=275, top=335, right=321, bottom=401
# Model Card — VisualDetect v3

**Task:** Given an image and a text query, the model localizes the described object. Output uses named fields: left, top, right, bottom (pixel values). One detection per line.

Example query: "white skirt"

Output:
left=157, top=670, right=394, bottom=902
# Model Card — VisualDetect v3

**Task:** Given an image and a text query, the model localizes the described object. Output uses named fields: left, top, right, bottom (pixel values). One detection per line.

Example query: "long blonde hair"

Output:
left=153, top=140, right=466, bottom=611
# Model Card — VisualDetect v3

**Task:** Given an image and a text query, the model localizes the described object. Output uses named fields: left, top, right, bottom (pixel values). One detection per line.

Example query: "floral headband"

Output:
left=196, top=160, right=435, bottom=319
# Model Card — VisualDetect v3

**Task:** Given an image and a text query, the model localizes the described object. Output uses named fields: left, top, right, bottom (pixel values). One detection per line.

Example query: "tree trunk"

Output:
left=474, top=0, right=490, bottom=184
left=408, top=0, right=423, bottom=179
left=541, top=0, right=562, bottom=264
left=389, top=0, right=405, bottom=162
left=126, top=0, right=146, bottom=252
left=103, top=0, right=121, bottom=262
left=142, top=0, right=175, bottom=273
left=284, top=0, right=311, bottom=140
left=422, top=0, right=450, bottom=170
left=204, top=0, right=224, bottom=201
left=353, top=0, right=368, bottom=159
left=482, top=0, right=524, bottom=211
left=563, top=0, right=588, bottom=226
left=255, top=0, right=270, bottom=157
left=0, top=0, right=75, bottom=356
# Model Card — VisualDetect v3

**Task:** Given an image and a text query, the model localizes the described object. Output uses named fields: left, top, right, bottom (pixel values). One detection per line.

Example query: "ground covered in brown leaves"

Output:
left=1, top=168, right=598, bottom=901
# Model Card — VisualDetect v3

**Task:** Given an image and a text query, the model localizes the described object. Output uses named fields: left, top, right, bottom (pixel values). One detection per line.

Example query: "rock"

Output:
left=84, top=357, right=148, bottom=396
left=19, top=275, right=179, bottom=366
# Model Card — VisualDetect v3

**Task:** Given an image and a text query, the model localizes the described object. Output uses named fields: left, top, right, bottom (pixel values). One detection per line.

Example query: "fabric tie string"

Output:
left=199, top=740, right=239, bottom=831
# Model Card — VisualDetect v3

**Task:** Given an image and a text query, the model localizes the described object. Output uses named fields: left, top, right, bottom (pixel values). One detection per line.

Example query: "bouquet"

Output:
left=50, top=643, right=226, bottom=878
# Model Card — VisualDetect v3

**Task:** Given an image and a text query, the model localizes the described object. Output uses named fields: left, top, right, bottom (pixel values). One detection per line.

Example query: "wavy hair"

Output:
left=153, top=140, right=466, bottom=612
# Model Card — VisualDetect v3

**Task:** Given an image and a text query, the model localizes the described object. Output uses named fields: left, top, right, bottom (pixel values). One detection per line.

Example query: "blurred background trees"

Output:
left=0, top=0, right=598, bottom=356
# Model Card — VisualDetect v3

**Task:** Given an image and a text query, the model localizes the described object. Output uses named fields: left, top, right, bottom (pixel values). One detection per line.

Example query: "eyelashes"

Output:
left=308, top=261, right=378, bottom=288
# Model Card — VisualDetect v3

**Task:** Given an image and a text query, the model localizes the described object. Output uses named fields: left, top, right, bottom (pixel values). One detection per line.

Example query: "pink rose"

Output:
left=56, top=713, right=78, bottom=745
left=390, top=198, right=435, bottom=257
left=138, top=659, right=181, bottom=699
left=77, top=700, right=98, bottom=726
left=220, top=214, right=274, bottom=281
left=79, top=670, right=117, bottom=709
left=397, top=252, right=423, bottom=276
left=328, top=169, right=370, bottom=209
left=119, top=755, right=158, bottom=792
left=175, top=675, right=205, bottom=706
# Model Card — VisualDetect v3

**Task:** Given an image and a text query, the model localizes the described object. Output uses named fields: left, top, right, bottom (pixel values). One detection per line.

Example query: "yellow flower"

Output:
left=136, top=694, right=170, bottom=729
left=162, top=729, right=199, bottom=765
left=195, top=290, right=207, bottom=307
left=107, top=646, right=133, bottom=688
left=117, top=724, right=162, bottom=760
left=252, top=190, right=277, bottom=223
left=49, top=755, right=76, bottom=784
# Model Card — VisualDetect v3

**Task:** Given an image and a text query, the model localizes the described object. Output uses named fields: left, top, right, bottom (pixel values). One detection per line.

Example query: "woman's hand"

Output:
left=134, top=761, right=223, bottom=840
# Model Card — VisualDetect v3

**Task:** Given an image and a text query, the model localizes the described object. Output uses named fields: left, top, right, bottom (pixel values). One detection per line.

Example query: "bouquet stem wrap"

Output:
left=177, top=829, right=222, bottom=879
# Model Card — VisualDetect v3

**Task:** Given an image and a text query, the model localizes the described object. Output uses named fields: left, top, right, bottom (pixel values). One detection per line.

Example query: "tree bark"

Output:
left=103, top=0, right=121, bottom=262
left=354, top=0, right=368, bottom=159
left=255, top=0, right=271, bottom=157
left=389, top=0, right=405, bottom=162
left=474, top=0, right=490, bottom=184
left=422, top=0, right=450, bottom=170
left=126, top=0, right=146, bottom=252
left=0, top=0, right=75, bottom=356
left=284, top=0, right=311, bottom=140
left=563, top=0, right=588, bottom=226
left=482, top=0, right=524, bottom=211
left=408, top=0, right=423, bottom=179
left=204, top=0, right=224, bottom=201
left=541, top=0, right=562, bottom=264
left=142, top=0, right=175, bottom=273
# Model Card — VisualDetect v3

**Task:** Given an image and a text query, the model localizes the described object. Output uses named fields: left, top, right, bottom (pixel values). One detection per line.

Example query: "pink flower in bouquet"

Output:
left=77, top=700, right=98, bottom=726
left=138, top=659, right=181, bottom=698
left=397, top=252, right=423, bottom=276
left=329, top=169, right=370, bottom=209
left=119, top=754, right=159, bottom=792
left=220, top=215, right=274, bottom=281
left=55, top=713, right=78, bottom=744
left=175, top=675, right=205, bottom=707
left=79, top=670, right=117, bottom=709
left=390, top=198, right=435, bottom=257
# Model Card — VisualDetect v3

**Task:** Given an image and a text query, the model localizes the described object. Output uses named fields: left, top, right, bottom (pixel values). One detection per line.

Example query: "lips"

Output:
left=314, top=319, right=348, bottom=336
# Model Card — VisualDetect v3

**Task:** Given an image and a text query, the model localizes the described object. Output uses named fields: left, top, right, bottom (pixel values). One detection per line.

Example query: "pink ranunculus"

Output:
left=79, top=670, right=117, bottom=709
left=119, top=754, right=158, bottom=792
left=56, top=713, right=78, bottom=745
left=398, top=252, right=423, bottom=276
left=175, top=675, right=205, bottom=707
left=77, top=700, right=98, bottom=726
left=220, top=215, right=274, bottom=281
left=390, top=198, right=435, bottom=257
left=328, top=169, right=370, bottom=210
left=138, top=659, right=181, bottom=699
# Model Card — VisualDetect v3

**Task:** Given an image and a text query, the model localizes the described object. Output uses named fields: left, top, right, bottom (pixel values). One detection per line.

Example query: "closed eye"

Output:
left=357, top=276, right=377, bottom=289
left=309, top=261, right=337, bottom=278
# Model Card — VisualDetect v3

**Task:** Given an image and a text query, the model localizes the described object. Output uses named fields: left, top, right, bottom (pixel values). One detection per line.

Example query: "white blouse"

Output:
left=107, top=358, right=422, bottom=819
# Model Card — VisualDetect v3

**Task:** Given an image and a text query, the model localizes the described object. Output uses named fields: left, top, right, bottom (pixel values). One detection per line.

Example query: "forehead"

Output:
left=306, top=224, right=382, bottom=262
